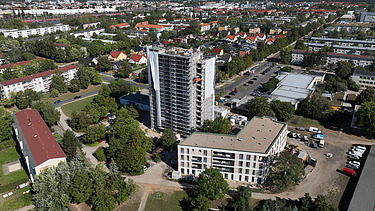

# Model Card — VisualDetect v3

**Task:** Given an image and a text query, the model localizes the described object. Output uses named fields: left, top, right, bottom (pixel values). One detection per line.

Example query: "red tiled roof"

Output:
left=225, top=35, right=236, bottom=40
left=109, top=50, right=126, bottom=58
left=109, top=22, right=130, bottom=29
left=129, top=54, right=146, bottom=62
left=211, top=21, right=218, bottom=24
left=236, top=32, right=246, bottom=37
left=0, top=58, right=42, bottom=70
left=0, top=65, right=78, bottom=86
left=245, top=36, right=257, bottom=42
left=161, top=40, right=170, bottom=45
left=200, top=23, right=210, bottom=27
left=14, top=109, right=66, bottom=166
left=275, top=35, right=287, bottom=39
left=255, top=33, right=266, bottom=38
left=266, top=38, right=277, bottom=43
left=212, top=48, right=223, bottom=54
left=135, top=22, right=164, bottom=29
left=292, top=49, right=375, bottom=60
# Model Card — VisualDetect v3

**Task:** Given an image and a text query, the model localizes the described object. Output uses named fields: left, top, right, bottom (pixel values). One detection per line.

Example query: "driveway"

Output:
left=81, top=142, right=109, bottom=170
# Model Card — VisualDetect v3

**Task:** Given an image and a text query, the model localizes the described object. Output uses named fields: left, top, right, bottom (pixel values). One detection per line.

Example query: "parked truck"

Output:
left=342, top=168, right=357, bottom=177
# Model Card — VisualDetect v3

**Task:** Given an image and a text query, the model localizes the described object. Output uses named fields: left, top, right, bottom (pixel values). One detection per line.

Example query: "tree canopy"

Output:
left=356, top=87, right=375, bottom=104
left=270, top=100, right=294, bottom=122
left=246, top=96, right=275, bottom=119
left=355, top=101, right=375, bottom=132
left=60, top=130, right=81, bottom=160
left=296, top=93, right=331, bottom=120
left=32, top=101, right=60, bottom=127
left=201, top=116, right=231, bottom=134
left=197, top=168, right=229, bottom=201
left=160, top=128, right=176, bottom=148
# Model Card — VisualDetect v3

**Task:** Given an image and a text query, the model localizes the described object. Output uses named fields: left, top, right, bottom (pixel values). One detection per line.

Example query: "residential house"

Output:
left=13, top=109, right=66, bottom=183
left=245, top=36, right=257, bottom=44
left=108, top=51, right=127, bottom=61
left=109, top=23, right=130, bottom=29
left=236, top=32, right=247, bottom=39
left=225, top=35, right=237, bottom=42
left=131, top=46, right=144, bottom=55
left=210, top=20, right=218, bottom=28
left=128, top=54, right=147, bottom=65
left=113, top=61, right=124, bottom=71
left=83, top=57, right=98, bottom=67
left=255, top=33, right=266, bottom=41
left=249, top=27, right=261, bottom=34
left=200, top=23, right=211, bottom=32
left=218, top=25, right=229, bottom=31
left=81, top=21, right=100, bottom=29
left=270, top=27, right=282, bottom=35
left=211, top=48, right=224, bottom=56
left=71, top=28, right=105, bottom=38
left=266, top=38, right=277, bottom=45
left=135, top=21, right=165, bottom=32
left=229, top=26, right=240, bottom=34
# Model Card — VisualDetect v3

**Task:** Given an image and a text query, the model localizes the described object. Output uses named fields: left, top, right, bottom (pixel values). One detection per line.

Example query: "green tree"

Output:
left=355, top=101, right=375, bottom=132
left=246, top=96, right=275, bottom=119
left=197, top=168, right=229, bottom=201
left=21, top=52, right=36, bottom=60
left=92, top=72, right=103, bottom=84
left=70, top=111, right=91, bottom=131
left=13, top=89, right=41, bottom=109
left=0, top=39, right=21, bottom=52
left=201, top=117, right=231, bottom=134
left=69, top=78, right=81, bottom=93
left=97, top=56, right=112, bottom=72
left=61, top=130, right=81, bottom=160
left=280, top=48, right=292, bottom=64
left=311, top=195, right=337, bottom=211
left=335, top=61, right=353, bottom=79
left=0, top=107, right=13, bottom=144
left=356, top=87, right=375, bottom=104
left=190, top=194, right=211, bottom=211
left=296, top=93, right=331, bottom=120
left=118, top=62, right=133, bottom=78
left=70, top=170, right=93, bottom=203
left=160, top=128, right=176, bottom=148
left=51, top=70, right=67, bottom=94
left=229, top=186, right=252, bottom=211
left=267, top=151, right=305, bottom=191
left=299, top=193, right=313, bottom=211
left=32, top=101, right=60, bottom=127
left=39, top=59, right=58, bottom=71
left=77, top=68, right=91, bottom=89
left=82, top=124, right=106, bottom=144
left=270, top=100, right=294, bottom=122
left=139, top=68, right=148, bottom=83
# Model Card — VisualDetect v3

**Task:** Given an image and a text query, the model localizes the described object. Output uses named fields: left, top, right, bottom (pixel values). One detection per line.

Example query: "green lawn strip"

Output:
left=144, top=191, right=187, bottom=211
left=61, top=96, right=95, bottom=117
left=43, top=84, right=101, bottom=104
left=0, top=192, right=33, bottom=211
left=0, top=147, right=29, bottom=193
left=288, top=115, right=321, bottom=129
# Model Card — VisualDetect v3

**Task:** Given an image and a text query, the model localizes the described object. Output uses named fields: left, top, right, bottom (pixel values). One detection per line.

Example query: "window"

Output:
left=192, top=170, right=195, bottom=175
left=253, top=155, right=257, bottom=161
left=204, top=157, right=207, bottom=163
left=204, top=164, right=207, bottom=169
left=187, top=156, right=189, bottom=161
left=253, top=163, right=256, bottom=168
left=204, top=150, right=207, bottom=156
left=181, top=155, right=184, bottom=160
left=181, top=168, right=184, bottom=174
left=187, top=163, right=189, bottom=167
left=246, top=162, right=250, bottom=167
left=239, top=175, right=242, bottom=181
left=225, top=174, right=228, bottom=179
left=181, top=162, right=184, bottom=167
left=239, top=154, right=243, bottom=159
left=246, top=169, right=249, bottom=174
left=252, top=177, right=255, bottom=183
left=253, top=170, right=256, bottom=175
left=239, top=161, right=243, bottom=166
left=187, top=149, right=189, bottom=153
left=246, top=155, right=251, bottom=160
left=238, top=168, right=242, bottom=174
left=181, top=148, right=184, bottom=153
left=245, top=176, right=249, bottom=181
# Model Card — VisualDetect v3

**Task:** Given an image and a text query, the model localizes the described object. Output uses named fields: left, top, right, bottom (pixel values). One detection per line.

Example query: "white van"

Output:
left=319, top=140, right=325, bottom=148
left=309, top=127, right=321, bottom=133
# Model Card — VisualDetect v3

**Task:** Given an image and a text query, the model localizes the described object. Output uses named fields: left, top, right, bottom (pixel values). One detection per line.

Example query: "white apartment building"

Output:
left=0, top=65, right=78, bottom=99
left=178, top=116, right=287, bottom=184
left=309, top=37, right=375, bottom=48
left=352, top=70, right=375, bottom=89
left=291, top=49, right=375, bottom=68
left=304, top=42, right=375, bottom=55
left=147, top=46, right=216, bottom=137
left=0, top=24, right=70, bottom=39
left=70, top=28, right=105, bottom=38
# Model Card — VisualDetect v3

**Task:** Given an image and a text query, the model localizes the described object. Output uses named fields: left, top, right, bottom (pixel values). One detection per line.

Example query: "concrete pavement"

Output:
left=82, top=142, right=109, bottom=170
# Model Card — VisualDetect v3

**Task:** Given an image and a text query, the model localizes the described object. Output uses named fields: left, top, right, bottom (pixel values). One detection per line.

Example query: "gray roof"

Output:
left=348, top=145, right=375, bottom=211
left=119, top=93, right=149, bottom=105
left=310, top=37, right=375, bottom=45
left=180, top=116, right=286, bottom=154
left=353, top=70, right=375, bottom=77
left=305, top=42, right=375, bottom=51
left=278, top=74, right=315, bottom=89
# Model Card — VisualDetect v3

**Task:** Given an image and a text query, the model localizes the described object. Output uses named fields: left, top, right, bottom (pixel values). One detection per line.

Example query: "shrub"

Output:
left=94, top=147, right=106, bottom=162
left=152, top=153, right=162, bottom=163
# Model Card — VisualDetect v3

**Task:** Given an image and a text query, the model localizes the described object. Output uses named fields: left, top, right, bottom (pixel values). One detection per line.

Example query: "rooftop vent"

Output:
left=252, top=136, right=256, bottom=139
left=34, top=135, right=37, bottom=138
left=258, top=142, right=262, bottom=145
left=238, top=138, right=242, bottom=141
left=28, top=119, right=31, bottom=125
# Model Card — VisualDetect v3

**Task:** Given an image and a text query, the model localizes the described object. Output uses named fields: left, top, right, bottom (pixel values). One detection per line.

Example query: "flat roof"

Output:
left=310, top=37, right=375, bottom=44
left=180, top=117, right=286, bottom=154
left=279, top=74, right=315, bottom=89
left=348, top=145, right=375, bottom=211
left=305, top=42, right=375, bottom=51
left=119, top=93, right=149, bottom=105
left=353, top=70, right=375, bottom=77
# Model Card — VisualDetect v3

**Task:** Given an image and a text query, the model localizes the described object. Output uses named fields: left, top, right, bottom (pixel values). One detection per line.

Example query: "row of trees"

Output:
left=32, top=156, right=136, bottom=211
left=201, top=116, right=232, bottom=134
left=246, top=97, right=295, bottom=122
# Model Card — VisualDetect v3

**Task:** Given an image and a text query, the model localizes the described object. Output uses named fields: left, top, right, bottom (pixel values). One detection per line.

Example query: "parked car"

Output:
left=292, top=133, right=297, bottom=138
left=74, top=96, right=81, bottom=99
left=97, top=139, right=103, bottom=143
left=353, top=145, right=366, bottom=151
left=54, top=100, right=61, bottom=104
left=303, top=136, right=309, bottom=141
left=297, top=133, right=302, bottom=139
left=348, top=161, right=360, bottom=166
left=348, top=151, right=363, bottom=157
left=347, top=164, right=359, bottom=170
left=146, top=163, right=150, bottom=168
left=296, top=127, right=306, bottom=131
left=325, top=153, right=333, bottom=158
left=352, top=147, right=365, bottom=153
left=348, top=155, right=361, bottom=160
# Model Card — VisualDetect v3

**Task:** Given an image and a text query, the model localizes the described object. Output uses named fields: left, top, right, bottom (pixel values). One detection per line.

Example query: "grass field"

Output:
left=288, top=115, right=321, bottom=129
left=0, top=191, right=33, bottom=211
left=43, top=84, right=101, bottom=104
left=0, top=147, right=29, bottom=193
left=61, top=96, right=95, bottom=117
left=144, top=191, right=187, bottom=211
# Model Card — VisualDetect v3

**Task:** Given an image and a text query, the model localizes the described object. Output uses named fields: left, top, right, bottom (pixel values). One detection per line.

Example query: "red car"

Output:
left=98, top=139, right=103, bottom=143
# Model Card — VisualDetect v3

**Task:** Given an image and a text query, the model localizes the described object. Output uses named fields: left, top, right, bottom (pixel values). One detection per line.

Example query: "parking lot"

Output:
left=283, top=122, right=374, bottom=200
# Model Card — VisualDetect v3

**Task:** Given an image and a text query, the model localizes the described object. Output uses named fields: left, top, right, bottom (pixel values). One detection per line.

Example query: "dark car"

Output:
left=54, top=100, right=61, bottom=104
left=248, top=81, right=254, bottom=84
left=73, top=96, right=81, bottom=99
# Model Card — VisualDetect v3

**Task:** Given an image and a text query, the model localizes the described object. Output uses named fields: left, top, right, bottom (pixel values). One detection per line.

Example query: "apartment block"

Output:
left=304, top=42, right=375, bottom=55
left=309, top=37, right=375, bottom=48
left=352, top=70, right=375, bottom=89
left=0, top=65, right=78, bottom=99
left=12, top=109, right=66, bottom=182
left=291, top=49, right=375, bottom=67
left=0, top=24, right=70, bottom=38
left=177, top=117, right=287, bottom=184
left=147, top=47, right=215, bottom=137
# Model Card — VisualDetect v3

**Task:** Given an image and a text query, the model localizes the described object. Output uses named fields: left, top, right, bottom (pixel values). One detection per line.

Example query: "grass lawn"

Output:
left=288, top=115, right=321, bottom=129
left=61, top=96, right=95, bottom=117
left=0, top=191, right=33, bottom=211
left=0, top=147, right=29, bottom=193
left=144, top=191, right=187, bottom=211
left=43, top=84, right=101, bottom=104
left=327, top=174, right=350, bottom=208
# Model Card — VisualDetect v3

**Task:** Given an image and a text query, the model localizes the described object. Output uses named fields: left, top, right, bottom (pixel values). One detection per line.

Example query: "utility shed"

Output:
left=348, top=145, right=375, bottom=211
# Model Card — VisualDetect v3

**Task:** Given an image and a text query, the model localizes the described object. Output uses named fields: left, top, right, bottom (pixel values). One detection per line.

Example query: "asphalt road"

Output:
left=53, top=90, right=99, bottom=108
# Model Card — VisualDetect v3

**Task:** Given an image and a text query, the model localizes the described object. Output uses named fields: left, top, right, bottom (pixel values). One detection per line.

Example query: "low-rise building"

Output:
left=351, top=70, right=375, bottom=89
left=12, top=109, right=66, bottom=182
left=0, top=24, right=70, bottom=38
left=291, top=49, right=375, bottom=68
left=0, top=58, right=42, bottom=73
left=305, top=42, right=375, bottom=55
left=0, top=65, right=78, bottom=99
left=248, top=27, right=261, bottom=34
left=177, top=116, right=287, bottom=184
left=119, top=93, right=150, bottom=112
left=70, top=28, right=105, bottom=38
left=108, top=51, right=127, bottom=61
left=214, top=105, right=230, bottom=119
left=109, top=23, right=130, bottom=29
left=128, top=54, right=147, bottom=65
left=81, top=21, right=101, bottom=29
left=309, top=37, right=375, bottom=48
left=200, top=23, right=211, bottom=32
left=359, top=12, right=375, bottom=23
left=269, top=27, right=282, bottom=35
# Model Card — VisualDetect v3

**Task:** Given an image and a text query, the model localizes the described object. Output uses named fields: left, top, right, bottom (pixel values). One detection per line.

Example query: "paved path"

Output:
left=15, top=205, right=35, bottom=211
left=82, top=142, right=109, bottom=170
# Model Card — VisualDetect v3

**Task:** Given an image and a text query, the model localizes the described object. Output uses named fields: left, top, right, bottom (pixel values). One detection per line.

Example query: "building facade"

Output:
left=177, top=117, right=287, bottom=184
left=291, top=49, right=375, bottom=67
left=309, top=37, right=375, bottom=48
left=304, top=42, right=375, bottom=55
left=0, top=65, right=78, bottom=99
left=351, top=70, right=375, bottom=89
left=12, top=109, right=66, bottom=182
left=1, top=24, right=70, bottom=38
left=147, top=47, right=215, bottom=137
